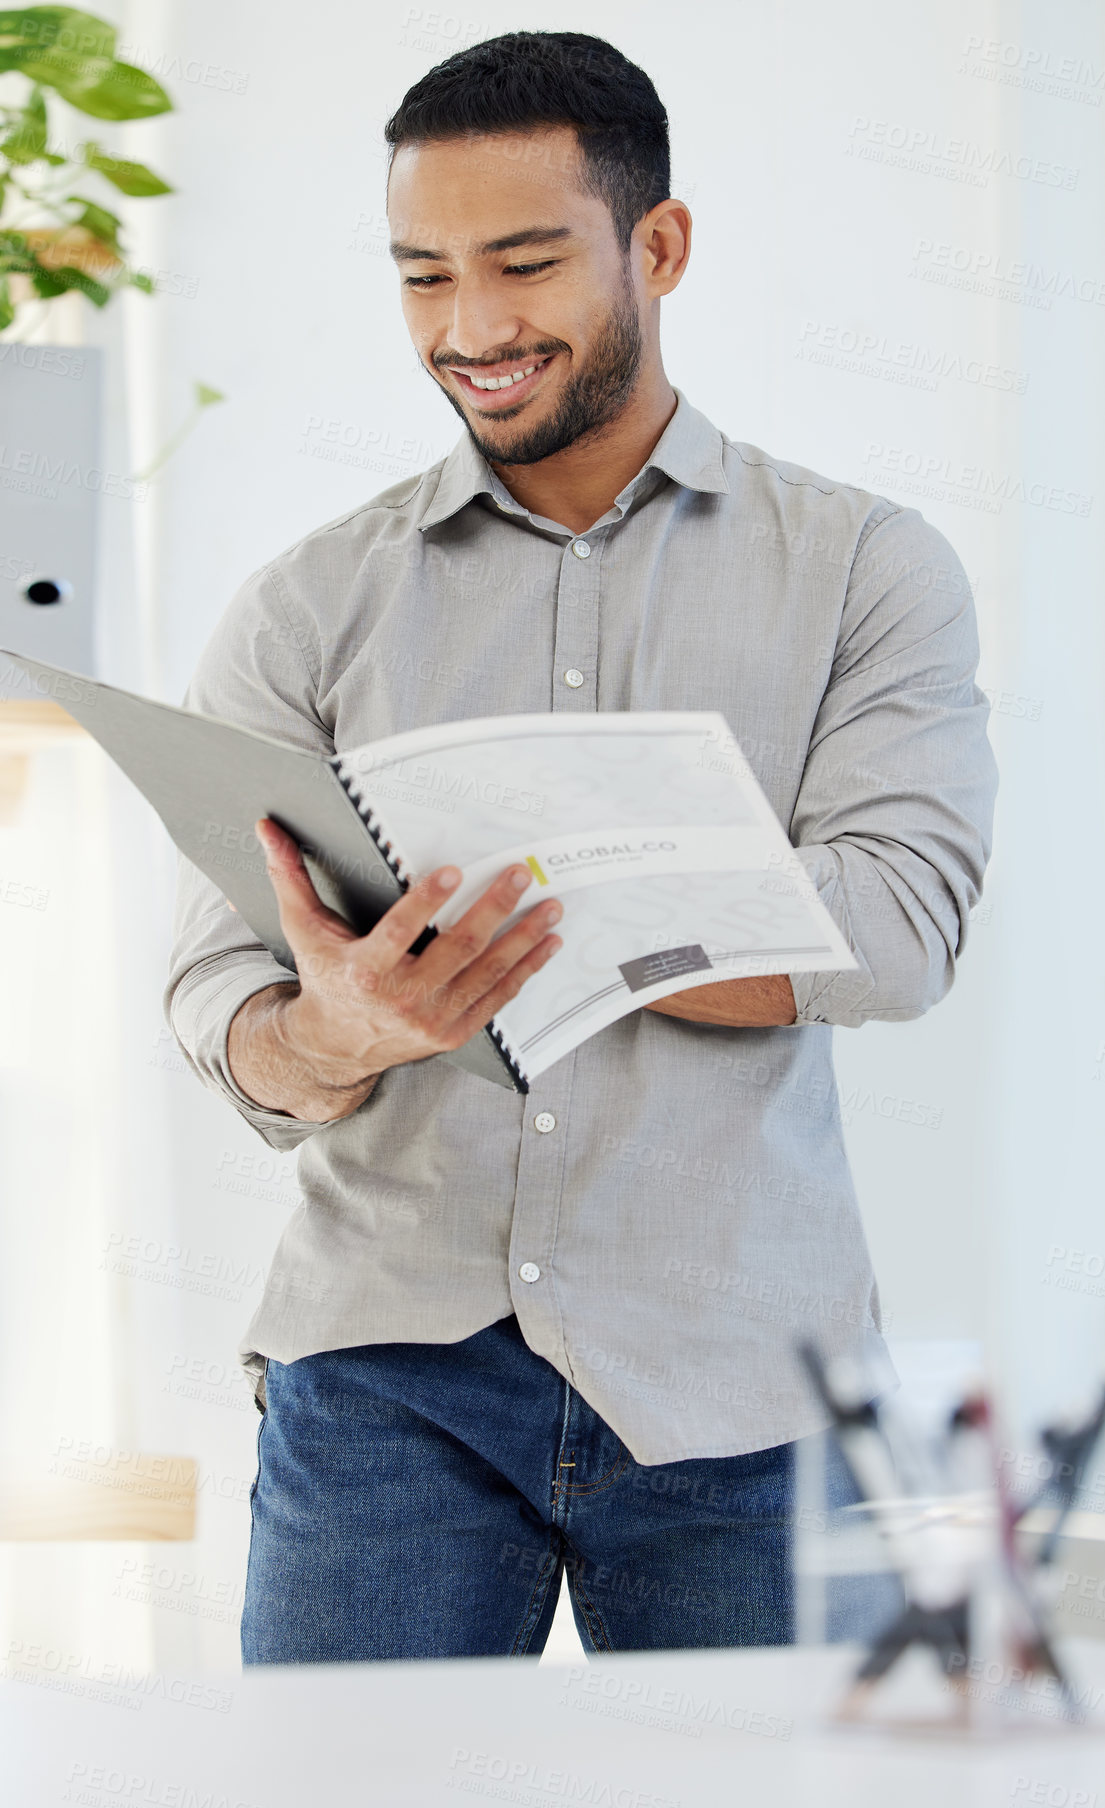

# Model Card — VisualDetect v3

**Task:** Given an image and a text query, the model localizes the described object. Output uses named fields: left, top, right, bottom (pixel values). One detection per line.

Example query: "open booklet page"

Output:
left=336, top=712, right=856, bottom=1082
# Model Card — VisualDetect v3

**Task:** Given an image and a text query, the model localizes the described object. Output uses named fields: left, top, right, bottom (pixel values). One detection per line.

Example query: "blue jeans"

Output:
left=240, top=1314, right=882, bottom=1664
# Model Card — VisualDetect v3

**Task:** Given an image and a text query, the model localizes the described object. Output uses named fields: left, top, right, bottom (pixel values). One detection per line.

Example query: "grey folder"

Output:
left=0, top=647, right=519, bottom=1090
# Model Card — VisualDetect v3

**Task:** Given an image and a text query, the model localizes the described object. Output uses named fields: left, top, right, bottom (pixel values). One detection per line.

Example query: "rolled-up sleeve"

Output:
left=786, top=504, right=998, bottom=1029
left=162, top=561, right=337, bottom=1150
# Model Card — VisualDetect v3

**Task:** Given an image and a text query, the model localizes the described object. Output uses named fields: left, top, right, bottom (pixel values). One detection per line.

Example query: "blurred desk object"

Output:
left=2, top=1639, right=1105, bottom=1807
left=1018, top=1508, right=1105, bottom=1641
left=0, top=698, right=82, bottom=741
left=0, top=696, right=86, bottom=823
left=0, top=1453, right=197, bottom=1542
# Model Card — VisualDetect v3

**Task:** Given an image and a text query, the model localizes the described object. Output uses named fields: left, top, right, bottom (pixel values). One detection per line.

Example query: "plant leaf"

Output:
left=0, top=274, right=13, bottom=329
left=12, top=51, right=171, bottom=118
left=129, top=268, right=153, bottom=292
left=0, top=82, right=47, bottom=160
left=83, top=148, right=171, bottom=195
left=65, top=194, right=121, bottom=246
left=0, top=227, right=36, bottom=271
left=0, top=9, right=117, bottom=60
left=195, top=383, right=225, bottom=407
left=0, top=131, right=39, bottom=162
left=30, top=258, right=112, bottom=304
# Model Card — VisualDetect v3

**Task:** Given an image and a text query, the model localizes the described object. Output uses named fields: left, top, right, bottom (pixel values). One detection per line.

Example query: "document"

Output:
left=0, top=648, right=856, bottom=1090
left=336, top=711, right=856, bottom=1081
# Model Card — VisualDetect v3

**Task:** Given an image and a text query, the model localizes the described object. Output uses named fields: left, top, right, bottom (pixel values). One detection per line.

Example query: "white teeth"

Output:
left=465, top=362, right=540, bottom=390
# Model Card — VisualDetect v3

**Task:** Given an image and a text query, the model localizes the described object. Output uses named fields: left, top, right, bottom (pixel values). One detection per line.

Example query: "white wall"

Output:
left=9, top=0, right=1101, bottom=1671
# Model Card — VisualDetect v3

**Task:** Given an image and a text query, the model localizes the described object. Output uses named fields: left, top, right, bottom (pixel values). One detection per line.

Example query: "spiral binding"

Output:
left=485, top=1022, right=529, bottom=1093
left=333, top=763, right=528, bottom=1092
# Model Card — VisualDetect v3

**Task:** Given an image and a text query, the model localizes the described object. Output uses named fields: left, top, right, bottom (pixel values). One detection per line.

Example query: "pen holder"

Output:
left=792, top=1344, right=1104, bottom=1737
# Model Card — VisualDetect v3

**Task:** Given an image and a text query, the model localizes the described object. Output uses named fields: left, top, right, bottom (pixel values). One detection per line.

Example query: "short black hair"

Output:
left=384, top=31, right=670, bottom=252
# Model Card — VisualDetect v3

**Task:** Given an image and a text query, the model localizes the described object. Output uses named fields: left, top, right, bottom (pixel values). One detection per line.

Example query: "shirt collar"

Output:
left=417, top=387, right=728, bottom=533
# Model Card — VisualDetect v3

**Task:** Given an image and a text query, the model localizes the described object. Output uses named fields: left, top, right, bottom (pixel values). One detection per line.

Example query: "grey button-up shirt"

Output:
left=164, top=391, right=997, bottom=1464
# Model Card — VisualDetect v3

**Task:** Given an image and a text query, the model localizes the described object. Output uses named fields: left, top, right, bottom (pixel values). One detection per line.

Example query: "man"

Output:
left=165, top=31, right=997, bottom=1664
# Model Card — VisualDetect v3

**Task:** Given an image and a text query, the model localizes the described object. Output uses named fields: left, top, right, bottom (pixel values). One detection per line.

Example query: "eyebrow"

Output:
left=389, top=226, right=574, bottom=262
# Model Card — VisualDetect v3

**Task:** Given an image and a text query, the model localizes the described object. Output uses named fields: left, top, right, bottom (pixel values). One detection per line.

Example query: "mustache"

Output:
left=431, top=340, right=568, bottom=371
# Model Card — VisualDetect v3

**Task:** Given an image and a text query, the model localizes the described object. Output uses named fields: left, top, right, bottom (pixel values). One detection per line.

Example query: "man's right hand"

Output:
left=226, top=817, right=563, bottom=1119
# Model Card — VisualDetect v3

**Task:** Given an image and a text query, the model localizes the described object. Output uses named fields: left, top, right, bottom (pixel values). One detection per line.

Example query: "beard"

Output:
left=430, top=271, right=643, bottom=467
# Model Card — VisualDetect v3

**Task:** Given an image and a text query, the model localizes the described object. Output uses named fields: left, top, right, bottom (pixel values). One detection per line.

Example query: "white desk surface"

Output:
left=4, top=1640, right=1105, bottom=1807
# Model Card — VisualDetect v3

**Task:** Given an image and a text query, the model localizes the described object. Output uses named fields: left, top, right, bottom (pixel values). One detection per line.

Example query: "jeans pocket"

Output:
left=248, top=1358, right=269, bottom=1511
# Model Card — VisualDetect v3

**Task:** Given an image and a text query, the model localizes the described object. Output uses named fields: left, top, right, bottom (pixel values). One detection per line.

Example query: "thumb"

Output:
left=255, top=816, right=353, bottom=949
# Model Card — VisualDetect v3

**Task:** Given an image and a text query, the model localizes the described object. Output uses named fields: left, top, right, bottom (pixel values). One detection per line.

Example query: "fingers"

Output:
left=414, top=863, right=542, bottom=989
left=420, top=886, right=563, bottom=1027
left=254, top=818, right=357, bottom=946
left=355, top=863, right=466, bottom=971
left=444, top=929, right=563, bottom=1044
left=248, top=822, right=565, bottom=1069
left=450, top=893, right=563, bottom=1004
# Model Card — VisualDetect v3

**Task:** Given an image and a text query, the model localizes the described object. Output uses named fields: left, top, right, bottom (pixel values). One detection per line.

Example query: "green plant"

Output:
left=0, top=5, right=173, bottom=329
left=134, top=380, right=225, bottom=484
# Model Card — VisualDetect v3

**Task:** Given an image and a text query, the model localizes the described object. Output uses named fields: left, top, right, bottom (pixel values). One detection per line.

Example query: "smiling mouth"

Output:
left=444, top=354, right=555, bottom=410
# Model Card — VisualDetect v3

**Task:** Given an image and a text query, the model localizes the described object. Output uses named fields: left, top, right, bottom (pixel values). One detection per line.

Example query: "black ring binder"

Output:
left=333, top=764, right=528, bottom=1092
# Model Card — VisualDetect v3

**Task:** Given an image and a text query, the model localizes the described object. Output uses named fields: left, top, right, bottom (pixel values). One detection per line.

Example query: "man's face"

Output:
left=387, top=127, right=643, bottom=466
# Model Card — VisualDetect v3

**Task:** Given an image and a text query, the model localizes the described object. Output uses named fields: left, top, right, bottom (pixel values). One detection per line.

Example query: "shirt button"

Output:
left=519, top=1262, right=541, bottom=1284
left=571, top=539, right=591, bottom=559
left=563, top=669, right=585, bottom=689
left=533, top=1111, right=557, bottom=1133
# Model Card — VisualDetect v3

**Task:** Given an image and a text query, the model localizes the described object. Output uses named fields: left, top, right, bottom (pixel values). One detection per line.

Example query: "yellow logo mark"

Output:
left=525, top=855, right=548, bottom=886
